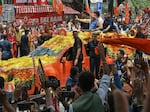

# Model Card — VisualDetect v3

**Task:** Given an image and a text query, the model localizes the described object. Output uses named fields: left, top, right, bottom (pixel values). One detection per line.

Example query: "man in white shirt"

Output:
left=94, top=11, right=104, bottom=27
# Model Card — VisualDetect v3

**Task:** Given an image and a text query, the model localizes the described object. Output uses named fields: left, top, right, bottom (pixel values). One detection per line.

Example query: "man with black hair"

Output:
left=0, top=76, right=4, bottom=89
left=86, top=34, right=100, bottom=79
left=114, top=49, right=127, bottom=90
left=0, top=76, right=16, bottom=112
left=69, top=43, right=111, bottom=112
left=72, top=30, right=83, bottom=72
left=115, top=49, right=125, bottom=74
left=66, top=66, right=79, bottom=89
left=0, top=35, right=13, bottom=60
left=102, top=13, right=114, bottom=33
left=80, top=12, right=89, bottom=29
left=75, top=11, right=102, bottom=31
left=94, top=11, right=104, bottom=29
left=20, top=30, right=30, bottom=57
left=135, top=26, right=146, bottom=59
left=0, top=76, right=4, bottom=111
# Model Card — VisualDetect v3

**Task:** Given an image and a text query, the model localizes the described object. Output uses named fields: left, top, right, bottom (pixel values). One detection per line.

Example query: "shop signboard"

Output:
left=15, top=12, right=64, bottom=25
left=14, top=0, right=48, bottom=5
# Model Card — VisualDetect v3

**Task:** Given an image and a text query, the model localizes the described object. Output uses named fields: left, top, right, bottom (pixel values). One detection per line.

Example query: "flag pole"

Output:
left=82, top=0, right=84, bottom=12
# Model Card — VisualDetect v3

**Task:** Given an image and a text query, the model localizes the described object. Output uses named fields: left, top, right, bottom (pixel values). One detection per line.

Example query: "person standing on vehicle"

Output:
left=86, top=34, right=100, bottom=79
left=102, top=13, right=114, bottom=33
left=75, top=11, right=102, bottom=31
left=72, top=30, right=83, bottom=73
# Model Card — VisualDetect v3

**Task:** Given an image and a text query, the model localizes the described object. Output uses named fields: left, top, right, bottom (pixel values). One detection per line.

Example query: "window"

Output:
left=3, top=0, right=14, bottom=4
left=63, top=0, right=73, bottom=3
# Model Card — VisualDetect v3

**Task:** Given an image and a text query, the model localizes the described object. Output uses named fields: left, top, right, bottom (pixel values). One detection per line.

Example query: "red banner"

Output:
left=38, top=0, right=48, bottom=4
left=15, top=5, right=55, bottom=14
left=14, top=0, right=48, bottom=5
left=15, top=12, right=64, bottom=25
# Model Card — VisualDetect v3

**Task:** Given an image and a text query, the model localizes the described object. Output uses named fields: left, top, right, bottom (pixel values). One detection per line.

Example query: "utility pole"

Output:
left=108, top=0, right=113, bottom=16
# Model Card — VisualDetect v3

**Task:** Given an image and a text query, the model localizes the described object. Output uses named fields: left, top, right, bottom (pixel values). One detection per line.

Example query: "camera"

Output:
left=59, top=89, right=75, bottom=111
left=45, top=76, right=60, bottom=90
left=60, top=91, right=75, bottom=98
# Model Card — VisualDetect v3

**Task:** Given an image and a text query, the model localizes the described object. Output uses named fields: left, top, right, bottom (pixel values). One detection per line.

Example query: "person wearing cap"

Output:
left=86, top=34, right=100, bottom=79
left=72, top=30, right=83, bottom=73
left=75, top=11, right=102, bottom=31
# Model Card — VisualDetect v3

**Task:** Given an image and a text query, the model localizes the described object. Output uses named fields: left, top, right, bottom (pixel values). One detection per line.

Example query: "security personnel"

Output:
left=72, top=30, right=83, bottom=73
left=86, top=34, right=100, bottom=79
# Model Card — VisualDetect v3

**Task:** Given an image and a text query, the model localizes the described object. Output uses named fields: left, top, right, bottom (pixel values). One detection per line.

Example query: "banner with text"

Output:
left=14, top=0, right=48, bottom=5
left=15, top=12, right=64, bottom=25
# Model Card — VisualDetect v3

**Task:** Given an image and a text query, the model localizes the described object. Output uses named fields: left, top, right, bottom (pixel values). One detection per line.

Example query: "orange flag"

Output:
left=0, top=0, right=2, bottom=15
left=125, top=2, right=129, bottom=24
left=83, top=0, right=91, bottom=15
left=53, top=0, right=63, bottom=14
left=53, top=0, right=56, bottom=8
left=113, top=0, right=119, bottom=16
left=101, top=38, right=150, bottom=55
left=85, top=0, right=91, bottom=15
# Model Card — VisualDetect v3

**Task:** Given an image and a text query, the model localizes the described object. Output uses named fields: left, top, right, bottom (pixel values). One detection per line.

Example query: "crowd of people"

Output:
left=0, top=5, right=150, bottom=112
left=0, top=42, right=150, bottom=112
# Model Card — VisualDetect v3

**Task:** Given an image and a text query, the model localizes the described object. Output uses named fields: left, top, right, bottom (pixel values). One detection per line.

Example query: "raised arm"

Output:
left=75, top=15, right=91, bottom=24
left=96, top=43, right=111, bottom=105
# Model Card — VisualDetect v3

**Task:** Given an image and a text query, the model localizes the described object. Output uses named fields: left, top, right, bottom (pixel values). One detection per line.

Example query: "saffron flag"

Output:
left=83, top=0, right=91, bottom=15
left=125, top=2, right=129, bottom=24
left=113, top=0, right=118, bottom=16
left=101, top=38, right=150, bottom=55
left=53, top=0, right=63, bottom=14
left=53, top=0, right=56, bottom=8
left=0, top=0, right=2, bottom=15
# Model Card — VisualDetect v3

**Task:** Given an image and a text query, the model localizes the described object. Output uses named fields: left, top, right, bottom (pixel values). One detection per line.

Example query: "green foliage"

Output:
left=7, top=74, right=14, bottom=82
left=102, top=3, right=108, bottom=14
left=131, top=0, right=150, bottom=9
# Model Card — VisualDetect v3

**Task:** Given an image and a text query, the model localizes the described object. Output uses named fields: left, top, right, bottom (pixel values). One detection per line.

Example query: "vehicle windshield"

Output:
left=30, top=47, right=61, bottom=57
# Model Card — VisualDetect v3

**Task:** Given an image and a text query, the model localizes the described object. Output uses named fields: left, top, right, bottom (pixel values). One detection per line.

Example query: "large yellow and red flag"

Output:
left=53, top=0, right=63, bottom=14
left=101, top=38, right=150, bottom=55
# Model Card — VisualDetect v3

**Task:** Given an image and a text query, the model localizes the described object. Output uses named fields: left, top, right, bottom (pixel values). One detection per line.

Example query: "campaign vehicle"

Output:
left=0, top=32, right=115, bottom=94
